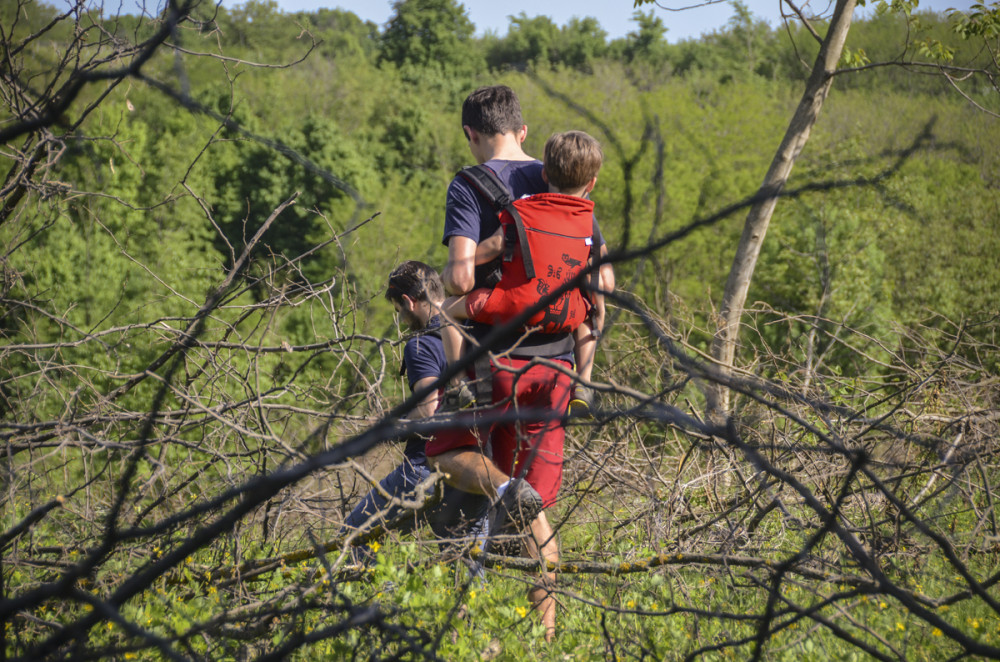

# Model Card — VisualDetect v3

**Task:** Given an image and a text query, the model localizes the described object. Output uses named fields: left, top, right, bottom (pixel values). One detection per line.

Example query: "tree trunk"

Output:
left=706, top=0, right=857, bottom=421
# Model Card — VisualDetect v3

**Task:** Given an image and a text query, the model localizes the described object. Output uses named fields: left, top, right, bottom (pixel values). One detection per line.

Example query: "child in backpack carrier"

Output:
left=440, top=130, right=607, bottom=417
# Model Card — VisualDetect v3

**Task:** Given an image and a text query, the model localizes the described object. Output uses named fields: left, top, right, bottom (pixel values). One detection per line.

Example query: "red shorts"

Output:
left=425, top=356, right=573, bottom=508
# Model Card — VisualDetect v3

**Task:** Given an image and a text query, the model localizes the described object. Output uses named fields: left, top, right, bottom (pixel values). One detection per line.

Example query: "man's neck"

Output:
left=478, top=132, right=534, bottom=164
left=419, top=302, right=444, bottom=329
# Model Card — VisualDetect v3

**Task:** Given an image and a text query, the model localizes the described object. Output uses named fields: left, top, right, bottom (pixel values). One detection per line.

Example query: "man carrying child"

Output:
left=426, top=84, right=614, bottom=641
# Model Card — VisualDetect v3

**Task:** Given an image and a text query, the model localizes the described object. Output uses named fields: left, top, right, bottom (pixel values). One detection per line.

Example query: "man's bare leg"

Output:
left=428, top=448, right=508, bottom=499
left=431, top=449, right=556, bottom=638
left=525, top=510, right=559, bottom=642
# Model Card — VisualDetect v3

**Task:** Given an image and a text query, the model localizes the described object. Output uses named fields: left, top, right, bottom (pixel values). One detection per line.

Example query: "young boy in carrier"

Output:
left=438, top=130, right=606, bottom=415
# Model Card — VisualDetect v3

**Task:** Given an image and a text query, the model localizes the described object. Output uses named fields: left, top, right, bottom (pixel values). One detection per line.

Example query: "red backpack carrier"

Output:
left=456, top=165, right=599, bottom=335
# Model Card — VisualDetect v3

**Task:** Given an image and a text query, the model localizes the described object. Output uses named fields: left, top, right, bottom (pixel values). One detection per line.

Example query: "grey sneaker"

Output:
left=439, top=380, right=476, bottom=412
left=500, top=478, right=543, bottom=528
left=485, top=479, right=543, bottom=555
left=568, top=385, right=595, bottom=418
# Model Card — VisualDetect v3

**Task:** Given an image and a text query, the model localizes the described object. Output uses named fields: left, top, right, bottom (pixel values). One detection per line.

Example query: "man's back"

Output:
left=444, top=159, right=545, bottom=248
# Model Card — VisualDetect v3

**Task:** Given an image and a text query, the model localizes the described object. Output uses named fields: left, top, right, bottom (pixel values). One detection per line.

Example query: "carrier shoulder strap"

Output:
left=589, top=216, right=600, bottom=299
left=456, top=165, right=535, bottom=279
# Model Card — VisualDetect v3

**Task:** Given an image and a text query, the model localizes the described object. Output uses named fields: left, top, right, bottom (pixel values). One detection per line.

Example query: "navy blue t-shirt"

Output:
left=401, top=316, right=446, bottom=464
left=444, top=159, right=547, bottom=247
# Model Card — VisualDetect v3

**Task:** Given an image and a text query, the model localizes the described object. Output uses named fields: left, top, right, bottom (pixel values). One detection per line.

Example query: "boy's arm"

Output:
left=410, top=377, right=440, bottom=419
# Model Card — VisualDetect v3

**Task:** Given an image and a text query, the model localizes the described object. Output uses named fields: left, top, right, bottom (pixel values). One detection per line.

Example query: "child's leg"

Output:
left=439, top=288, right=496, bottom=368
left=437, top=295, right=477, bottom=410
left=440, top=324, right=465, bottom=367
left=439, top=295, right=469, bottom=370
left=574, top=289, right=605, bottom=384
left=569, top=318, right=600, bottom=416
left=573, top=320, right=598, bottom=384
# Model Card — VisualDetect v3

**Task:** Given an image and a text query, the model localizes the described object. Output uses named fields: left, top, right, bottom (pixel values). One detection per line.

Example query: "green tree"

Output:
left=297, top=8, right=379, bottom=62
left=559, top=17, right=609, bottom=70
left=219, top=0, right=290, bottom=55
left=210, top=112, right=373, bottom=291
left=487, top=14, right=608, bottom=71
left=616, top=10, right=669, bottom=64
left=487, top=13, right=560, bottom=69
left=378, top=0, right=479, bottom=73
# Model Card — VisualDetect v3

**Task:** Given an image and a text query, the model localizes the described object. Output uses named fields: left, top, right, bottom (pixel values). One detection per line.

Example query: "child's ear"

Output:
left=584, top=176, right=598, bottom=193
left=541, top=168, right=549, bottom=184
left=401, top=294, right=417, bottom=312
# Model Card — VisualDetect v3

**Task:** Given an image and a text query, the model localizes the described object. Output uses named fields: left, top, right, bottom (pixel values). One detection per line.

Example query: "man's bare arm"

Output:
left=442, top=236, right=477, bottom=295
left=475, top=228, right=504, bottom=265
left=410, top=376, right=440, bottom=419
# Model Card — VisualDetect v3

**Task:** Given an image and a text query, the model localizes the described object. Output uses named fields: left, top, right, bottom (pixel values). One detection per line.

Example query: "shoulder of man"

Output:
left=402, top=328, right=445, bottom=384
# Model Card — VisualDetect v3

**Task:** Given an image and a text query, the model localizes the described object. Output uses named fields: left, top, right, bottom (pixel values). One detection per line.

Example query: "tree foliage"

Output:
left=378, top=0, right=479, bottom=73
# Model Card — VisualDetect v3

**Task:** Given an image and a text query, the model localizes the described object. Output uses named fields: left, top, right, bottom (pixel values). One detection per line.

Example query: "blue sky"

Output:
left=117, top=0, right=978, bottom=42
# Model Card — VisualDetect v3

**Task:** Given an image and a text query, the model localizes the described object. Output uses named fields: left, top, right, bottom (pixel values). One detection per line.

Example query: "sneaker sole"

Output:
left=505, top=480, right=543, bottom=529
left=568, top=398, right=592, bottom=418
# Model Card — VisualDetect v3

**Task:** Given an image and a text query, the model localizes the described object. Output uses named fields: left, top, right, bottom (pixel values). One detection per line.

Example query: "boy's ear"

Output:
left=400, top=294, right=417, bottom=312
left=516, top=124, right=528, bottom=143
left=584, top=176, right=598, bottom=194
left=541, top=168, right=549, bottom=184
left=463, top=125, right=477, bottom=143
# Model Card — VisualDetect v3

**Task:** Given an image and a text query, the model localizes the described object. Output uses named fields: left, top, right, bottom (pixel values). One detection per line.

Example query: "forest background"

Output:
left=2, top=0, right=999, bottom=659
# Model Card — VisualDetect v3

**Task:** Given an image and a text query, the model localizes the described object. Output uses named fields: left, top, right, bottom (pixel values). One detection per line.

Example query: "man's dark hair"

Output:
left=461, top=85, right=524, bottom=137
left=385, top=260, right=444, bottom=304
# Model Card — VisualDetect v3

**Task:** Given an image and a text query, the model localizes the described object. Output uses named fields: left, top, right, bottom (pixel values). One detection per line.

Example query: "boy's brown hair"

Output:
left=461, top=85, right=524, bottom=137
left=543, top=131, right=603, bottom=192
